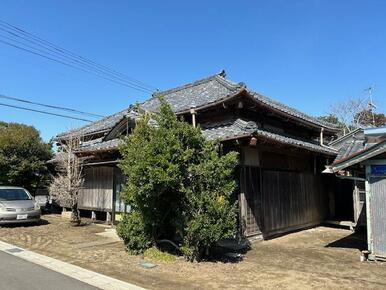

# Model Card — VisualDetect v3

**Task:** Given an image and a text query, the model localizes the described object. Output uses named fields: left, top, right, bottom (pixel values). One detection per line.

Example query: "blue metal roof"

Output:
left=364, top=127, right=386, bottom=136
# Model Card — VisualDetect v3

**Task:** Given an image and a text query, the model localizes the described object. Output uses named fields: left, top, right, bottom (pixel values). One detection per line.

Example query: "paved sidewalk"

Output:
left=0, top=240, right=146, bottom=290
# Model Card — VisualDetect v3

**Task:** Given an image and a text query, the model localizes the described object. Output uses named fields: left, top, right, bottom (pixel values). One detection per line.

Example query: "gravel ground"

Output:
left=1, top=214, right=386, bottom=290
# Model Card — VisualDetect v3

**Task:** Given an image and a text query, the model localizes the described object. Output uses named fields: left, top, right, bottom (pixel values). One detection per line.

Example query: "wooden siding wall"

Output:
left=79, top=166, right=113, bottom=211
left=261, top=170, right=328, bottom=237
left=239, top=166, right=262, bottom=236
left=240, top=166, right=329, bottom=238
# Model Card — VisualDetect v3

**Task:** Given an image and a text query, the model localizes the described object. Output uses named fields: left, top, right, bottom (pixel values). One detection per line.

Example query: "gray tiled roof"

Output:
left=56, top=109, right=128, bottom=139
left=250, top=92, right=339, bottom=130
left=56, top=73, right=243, bottom=140
left=55, top=108, right=141, bottom=140
left=76, top=138, right=121, bottom=153
left=201, top=118, right=337, bottom=155
left=75, top=118, right=336, bottom=155
left=201, top=119, right=256, bottom=140
left=141, top=72, right=338, bottom=130
left=56, top=71, right=339, bottom=140
left=141, top=74, right=244, bottom=113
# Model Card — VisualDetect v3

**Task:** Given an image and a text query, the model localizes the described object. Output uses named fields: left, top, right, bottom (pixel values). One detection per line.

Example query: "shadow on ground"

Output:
left=210, top=237, right=251, bottom=263
left=0, top=218, right=50, bottom=228
left=325, top=230, right=367, bottom=251
left=155, top=236, right=251, bottom=264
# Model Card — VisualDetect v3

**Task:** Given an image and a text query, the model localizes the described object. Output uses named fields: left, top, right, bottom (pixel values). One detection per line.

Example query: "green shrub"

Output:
left=182, top=144, right=238, bottom=261
left=116, top=212, right=151, bottom=254
left=182, top=199, right=237, bottom=261
left=119, top=98, right=238, bottom=261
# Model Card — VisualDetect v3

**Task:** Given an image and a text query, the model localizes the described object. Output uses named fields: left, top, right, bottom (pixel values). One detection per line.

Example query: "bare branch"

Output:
left=330, top=96, right=375, bottom=132
left=49, top=133, right=87, bottom=224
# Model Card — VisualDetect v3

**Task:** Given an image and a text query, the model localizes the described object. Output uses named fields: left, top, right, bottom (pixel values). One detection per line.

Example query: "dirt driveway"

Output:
left=1, top=215, right=386, bottom=290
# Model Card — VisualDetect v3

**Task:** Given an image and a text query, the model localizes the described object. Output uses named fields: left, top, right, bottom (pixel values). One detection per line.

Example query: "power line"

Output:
left=0, top=94, right=104, bottom=118
left=0, top=37, right=152, bottom=94
left=0, top=19, right=157, bottom=93
left=0, top=21, right=156, bottom=92
left=0, top=28, right=154, bottom=93
left=0, top=20, right=158, bottom=91
left=0, top=39, right=152, bottom=94
left=0, top=32, right=153, bottom=94
left=0, top=102, right=92, bottom=122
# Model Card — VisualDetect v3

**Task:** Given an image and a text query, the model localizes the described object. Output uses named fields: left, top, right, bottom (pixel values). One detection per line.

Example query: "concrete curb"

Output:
left=0, top=240, right=146, bottom=290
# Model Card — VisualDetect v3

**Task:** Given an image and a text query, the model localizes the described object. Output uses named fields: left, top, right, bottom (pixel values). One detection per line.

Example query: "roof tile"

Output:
left=56, top=72, right=339, bottom=140
left=201, top=118, right=337, bottom=155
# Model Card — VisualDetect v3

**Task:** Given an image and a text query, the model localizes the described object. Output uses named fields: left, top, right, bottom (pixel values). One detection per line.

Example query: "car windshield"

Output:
left=0, top=189, right=31, bottom=201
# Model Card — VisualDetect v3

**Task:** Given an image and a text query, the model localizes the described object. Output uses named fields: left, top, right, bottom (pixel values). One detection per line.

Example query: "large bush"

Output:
left=182, top=143, right=238, bottom=261
left=116, top=211, right=151, bottom=254
left=118, top=99, right=238, bottom=261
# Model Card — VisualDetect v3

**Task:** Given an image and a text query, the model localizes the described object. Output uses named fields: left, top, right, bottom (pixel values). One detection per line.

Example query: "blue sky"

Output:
left=1, top=0, right=386, bottom=140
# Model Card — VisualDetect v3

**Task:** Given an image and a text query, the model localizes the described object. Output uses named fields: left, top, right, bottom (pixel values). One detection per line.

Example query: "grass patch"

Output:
left=144, top=247, right=177, bottom=262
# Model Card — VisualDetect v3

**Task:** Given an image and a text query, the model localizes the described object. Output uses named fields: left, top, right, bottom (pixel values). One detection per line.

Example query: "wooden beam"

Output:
left=190, top=108, right=197, bottom=128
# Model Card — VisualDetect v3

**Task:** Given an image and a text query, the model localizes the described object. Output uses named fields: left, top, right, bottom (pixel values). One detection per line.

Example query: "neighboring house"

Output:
left=325, top=128, right=369, bottom=229
left=55, top=71, right=341, bottom=239
left=325, top=127, right=386, bottom=260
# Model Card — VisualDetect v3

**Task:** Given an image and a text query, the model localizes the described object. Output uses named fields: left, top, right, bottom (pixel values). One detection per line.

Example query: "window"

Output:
left=0, top=189, right=31, bottom=201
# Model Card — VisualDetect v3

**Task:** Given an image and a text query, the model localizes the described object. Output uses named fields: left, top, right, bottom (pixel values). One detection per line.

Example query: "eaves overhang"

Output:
left=328, top=140, right=386, bottom=173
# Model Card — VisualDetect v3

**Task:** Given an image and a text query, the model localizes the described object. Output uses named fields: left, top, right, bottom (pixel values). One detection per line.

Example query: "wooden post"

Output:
left=365, top=165, right=373, bottom=256
left=106, top=212, right=112, bottom=224
left=320, top=127, right=324, bottom=145
left=112, top=168, right=117, bottom=225
left=239, top=148, right=247, bottom=236
left=190, top=108, right=196, bottom=128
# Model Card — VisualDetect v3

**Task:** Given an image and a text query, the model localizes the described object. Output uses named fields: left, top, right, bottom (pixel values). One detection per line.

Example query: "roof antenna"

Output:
left=219, top=69, right=226, bottom=78
left=366, top=86, right=377, bottom=126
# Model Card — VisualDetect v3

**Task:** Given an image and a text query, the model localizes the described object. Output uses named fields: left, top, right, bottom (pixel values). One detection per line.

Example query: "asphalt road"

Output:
left=0, top=251, right=98, bottom=290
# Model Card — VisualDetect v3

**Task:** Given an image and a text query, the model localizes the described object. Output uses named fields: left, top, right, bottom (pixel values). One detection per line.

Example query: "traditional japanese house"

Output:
left=55, top=71, right=341, bottom=239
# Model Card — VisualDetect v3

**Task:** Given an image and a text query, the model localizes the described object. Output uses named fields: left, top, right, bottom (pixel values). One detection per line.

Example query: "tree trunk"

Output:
left=70, top=203, right=81, bottom=226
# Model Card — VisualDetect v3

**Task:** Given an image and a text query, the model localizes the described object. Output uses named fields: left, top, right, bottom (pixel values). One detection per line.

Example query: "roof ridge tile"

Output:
left=153, top=72, right=234, bottom=97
